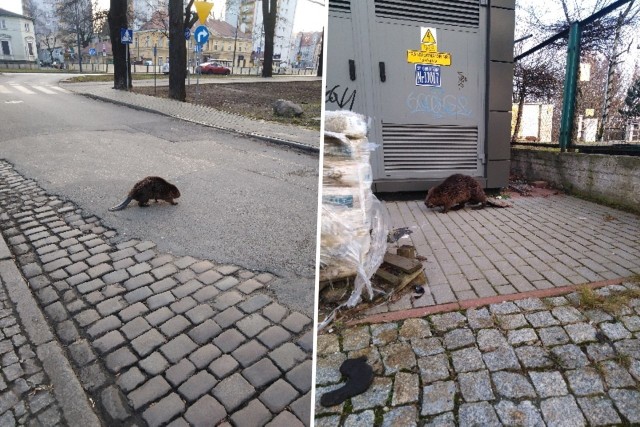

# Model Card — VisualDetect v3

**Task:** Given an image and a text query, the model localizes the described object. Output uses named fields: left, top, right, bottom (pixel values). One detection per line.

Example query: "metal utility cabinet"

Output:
left=326, top=0, right=515, bottom=192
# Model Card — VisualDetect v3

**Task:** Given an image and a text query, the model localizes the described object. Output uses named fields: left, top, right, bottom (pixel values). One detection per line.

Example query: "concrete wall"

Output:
left=511, top=149, right=640, bottom=212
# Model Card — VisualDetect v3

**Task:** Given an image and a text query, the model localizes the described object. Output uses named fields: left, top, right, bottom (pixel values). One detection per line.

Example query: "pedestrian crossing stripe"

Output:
left=0, top=84, right=67, bottom=95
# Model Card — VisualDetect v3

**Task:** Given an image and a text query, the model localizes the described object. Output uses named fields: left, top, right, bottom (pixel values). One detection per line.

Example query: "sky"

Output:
left=3, top=0, right=325, bottom=32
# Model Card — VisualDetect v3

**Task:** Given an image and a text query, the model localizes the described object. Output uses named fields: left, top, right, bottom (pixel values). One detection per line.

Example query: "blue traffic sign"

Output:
left=194, top=25, right=209, bottom=45
left=89, top=48, right=96, bottom=56
left=415, top=64, right=441, bottom=87
left=184, top=28, right=191, bottom=40
left=120, top=28, right=133, bottom=44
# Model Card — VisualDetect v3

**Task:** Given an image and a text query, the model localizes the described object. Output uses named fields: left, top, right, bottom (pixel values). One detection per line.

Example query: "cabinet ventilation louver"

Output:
left=374, top=0, right=480, bottom=28
left=382, top=124, right=479, bottom=173
left=329, top=0, right=351, bottom=13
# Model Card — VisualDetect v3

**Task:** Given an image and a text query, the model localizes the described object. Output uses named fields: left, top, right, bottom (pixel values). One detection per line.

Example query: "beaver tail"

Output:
left=109, top=196, right=132, bottom=211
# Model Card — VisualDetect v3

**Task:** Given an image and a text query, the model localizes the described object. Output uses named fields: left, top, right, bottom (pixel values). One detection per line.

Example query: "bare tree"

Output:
left=261, top=0, right=277, bottom=77
left=57, top=0, right=98, bottom=72
left=512, top=55, right=561, bottom=142
left=108, top=0, right=130, bottom=89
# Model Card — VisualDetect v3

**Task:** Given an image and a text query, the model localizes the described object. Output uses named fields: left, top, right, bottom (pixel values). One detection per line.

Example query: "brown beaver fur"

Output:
left=109, top=176, right=180, bottom=211
left=425, top=174, right=486, bottom=213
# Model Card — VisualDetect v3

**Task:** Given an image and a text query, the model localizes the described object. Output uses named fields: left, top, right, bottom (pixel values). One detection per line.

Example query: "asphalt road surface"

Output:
left=0, top=72, right=320, bottom=314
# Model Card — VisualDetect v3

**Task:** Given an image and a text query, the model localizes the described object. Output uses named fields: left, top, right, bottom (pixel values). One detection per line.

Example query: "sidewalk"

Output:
left=317, top=280, right=640, bottom=426
left=64, top=76, right=322, bottom=153
left=0, top=161, right=312, bottom=425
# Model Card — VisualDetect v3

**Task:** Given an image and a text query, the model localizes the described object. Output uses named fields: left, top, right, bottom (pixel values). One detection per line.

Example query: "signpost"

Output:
left=121, top=28, right=133, bottom=89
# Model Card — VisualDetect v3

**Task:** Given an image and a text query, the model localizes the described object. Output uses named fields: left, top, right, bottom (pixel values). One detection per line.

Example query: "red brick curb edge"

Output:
left=348, top=277, right=629, bottom=326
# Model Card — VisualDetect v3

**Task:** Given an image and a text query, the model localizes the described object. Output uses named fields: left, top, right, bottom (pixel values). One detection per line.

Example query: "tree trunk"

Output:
left=316, top=29, right=323, bottom=77
left=108, top=0, right=129, bottom=90
left=261, top=0, right=277, bottom=78
left=168, top=0, right=186, bottom=101
left=512, top=87, right=526, bottom=143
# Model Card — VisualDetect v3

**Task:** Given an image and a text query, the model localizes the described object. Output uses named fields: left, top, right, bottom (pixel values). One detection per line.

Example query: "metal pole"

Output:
left=559, top=22, right=581, bottom=152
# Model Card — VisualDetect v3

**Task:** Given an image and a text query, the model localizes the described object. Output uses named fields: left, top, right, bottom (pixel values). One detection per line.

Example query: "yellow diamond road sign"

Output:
left=194, top=1, right=214, bottom=24
left=407, top=50, right=451, bottom=66
left=422, top=29, right=436, bottom=44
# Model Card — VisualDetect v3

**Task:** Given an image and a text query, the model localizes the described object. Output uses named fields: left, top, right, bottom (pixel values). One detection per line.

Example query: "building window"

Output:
left=158, top=38, right=163, bottom=48
left=0, top=20, right=6, bottom=30
left=24, top=23, right=30, bottom=32
left=27, top=42, right=34, bottom=56
left=145, top=36, right=150, bottom=47
left=1, top=40, right=11, bottom=56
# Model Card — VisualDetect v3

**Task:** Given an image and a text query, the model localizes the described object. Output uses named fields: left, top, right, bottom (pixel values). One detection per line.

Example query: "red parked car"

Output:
left=196, top=62, right=231, bottom=75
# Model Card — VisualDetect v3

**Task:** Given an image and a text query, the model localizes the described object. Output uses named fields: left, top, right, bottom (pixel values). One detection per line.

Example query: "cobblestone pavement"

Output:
left=0, top=161, right=313, bottom=425
left=316, top=281, right=640, bottom=426
left=369, top=196, right=640, bottom=316
left=64, top=79, right=321, bottom=152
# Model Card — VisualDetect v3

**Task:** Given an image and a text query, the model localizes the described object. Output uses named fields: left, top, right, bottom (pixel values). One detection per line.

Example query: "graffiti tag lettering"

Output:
left=326, top=85, right=357, bottom=111
left=406, top=89, right=473, bottom=119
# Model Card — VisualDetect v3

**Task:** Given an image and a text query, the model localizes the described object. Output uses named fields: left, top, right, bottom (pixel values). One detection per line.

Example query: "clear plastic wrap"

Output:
left=319, top=111, right=389, bottom=330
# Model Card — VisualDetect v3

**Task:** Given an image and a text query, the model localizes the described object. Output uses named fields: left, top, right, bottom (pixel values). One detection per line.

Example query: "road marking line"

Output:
left=32, top=85, right=57, bottom=94
left=49, top=86, right=68, bottom=92
left=11, top=84, right=35, bottom=94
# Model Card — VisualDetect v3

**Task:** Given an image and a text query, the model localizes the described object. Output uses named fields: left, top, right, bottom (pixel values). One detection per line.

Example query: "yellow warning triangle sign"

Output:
left=194, top=1, right=214, bottom=24
left=422, top=29, right=436, bottom=44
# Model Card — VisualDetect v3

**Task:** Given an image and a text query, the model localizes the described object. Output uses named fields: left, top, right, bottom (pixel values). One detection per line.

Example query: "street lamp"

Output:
left=232, top=15, right=247, bottom=71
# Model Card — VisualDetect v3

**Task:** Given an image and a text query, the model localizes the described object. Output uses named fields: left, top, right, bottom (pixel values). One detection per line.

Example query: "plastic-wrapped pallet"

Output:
left=320, top=111, right=388, bottom=319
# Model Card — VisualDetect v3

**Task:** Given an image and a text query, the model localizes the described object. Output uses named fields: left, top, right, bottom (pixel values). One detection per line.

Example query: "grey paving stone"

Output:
left=391, top=372, right=419, bottom=406
left=529, top=371, right=568, bottom=398
left=188, top=319, right=222, bottom=344
left=291, top=392, right=312, bottom=427
left=184, top=395, right=226, bottom=427
left=124, top=273, right=154, bottom=291
left=116, top=366, right=146, bottom=392
left=131, top=329, right=166, bottom=357
left=421, top=381, right=456, bottom=416
left=382, top=405, right=417, bottom=427
left=525, top=311, right=560, bottom=328
left=586, top=342, right=616, bottom=362
left=497, top=313, right=529, bottom=330
left=540, top=395, right=586, bottom=427
left=213, top=276, right=239, bottom=291
left=412, top=337, right=445, bottom=357
left=348, top=376, right=391, bottom=411
left=139, top=351, right=169, bottom=376
left=236, top=313, right=270, bottom=338
left=150, top=277, right=177, bottom=294
left=191, top=285, right=220, bottom=303
left=169, top=297, right=197, bottom=314
left=398, top=318, right=431, bottom=341
left=208, top=354, right=239, bottom=380
left=159, top=315, right=191, bottom=338
left=146, top=307, right=173, bottom=326
left=263, top=303, right=288, bottom=323
left=68, top=339, right=96, bottom=367
left=237, top=278, right=263, bottom=294
left=260, top=378, right=300, bottom=413
left=214, top=291, right=245, bottom=311
left=483, top=346, right=521, bottom=372
left=213, top=329, right=247, bottom=353
left=514, top=297, right=548, bottom=311
left=242, top=357, right=281, bottom=388
left=213, top=307, right=245, bottom=329
left=459, top=370, right=494, bottom=402
left=490, top=301, right=520, bottom=315
left=379, top=342, right=416, bottom=375
left=188, top=344, right=221, bottom=369
left=614, top=338, right=640, bottom=359
left=550, top=344, right=589, bottom=369
left=451, top=347, right=484, bottom=373
left=600, top=322, right=632, bottom=341
left=514, top=347, right=552, bottom=370
left=459, top=402, right=501, bottom=427
left=212, top=373, right=256, bottom=412
left=566, top=368, right=605, bottom=395
left=121, top=316, right=152, bottom=340
left=165, top=358, right=196, bottom=387
left=238, top=294, right=271, bottom=313
left=577, top=396, right=622, bottom=426
left=258, top=325, right=291, bottom=349
left=93, top=330, right=126, bottom=355
left=266, top=411, right=304, bottom=427
left=282, top=312, right=311, bottom=333
left=507, top=328, right=538, bottom=346
left=431, top=312, right=467, bottom=332
left=160, top=334, right=198, bottom=363
left=270, top=342, right=308, bottom=371
left=342, top=326, right=370, bottom=351
left=232, top=340, right=268, bottom=367
left=494, top=400, right=544, bottom=426
left=371, top=323, right=398, bottom=346
left=423, top=411, right=455, bottom=427
left=124, top=286, right=153, bottom=304
left=142, top=392, right=185, bottom=427
left=564, top=322, right=597, bottom=344
left=609, top=388, right=640, bottom=423
left=229, top=399, right=271, bottom=427
left=417, top=353, right=450, bottom=384
left=599, top=360, right=635, bottom=388
left=443, top=328, right=475, bottom=350
left=178, top=371, right=217, bottom=402
left=128, top=375, right=172, bottom=410
left=538, top=326, right=570, bottom=347
left=105, top=347, right=138, bottom=372
left=477, top=329, right=508, bottom=351
left=492, top=371, right=536, bottom=399
left=96, top=297, right=125, bottom=317
left=147, top=291, right=176, bottom=310
left=552, top=305, right=585, bottom=323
